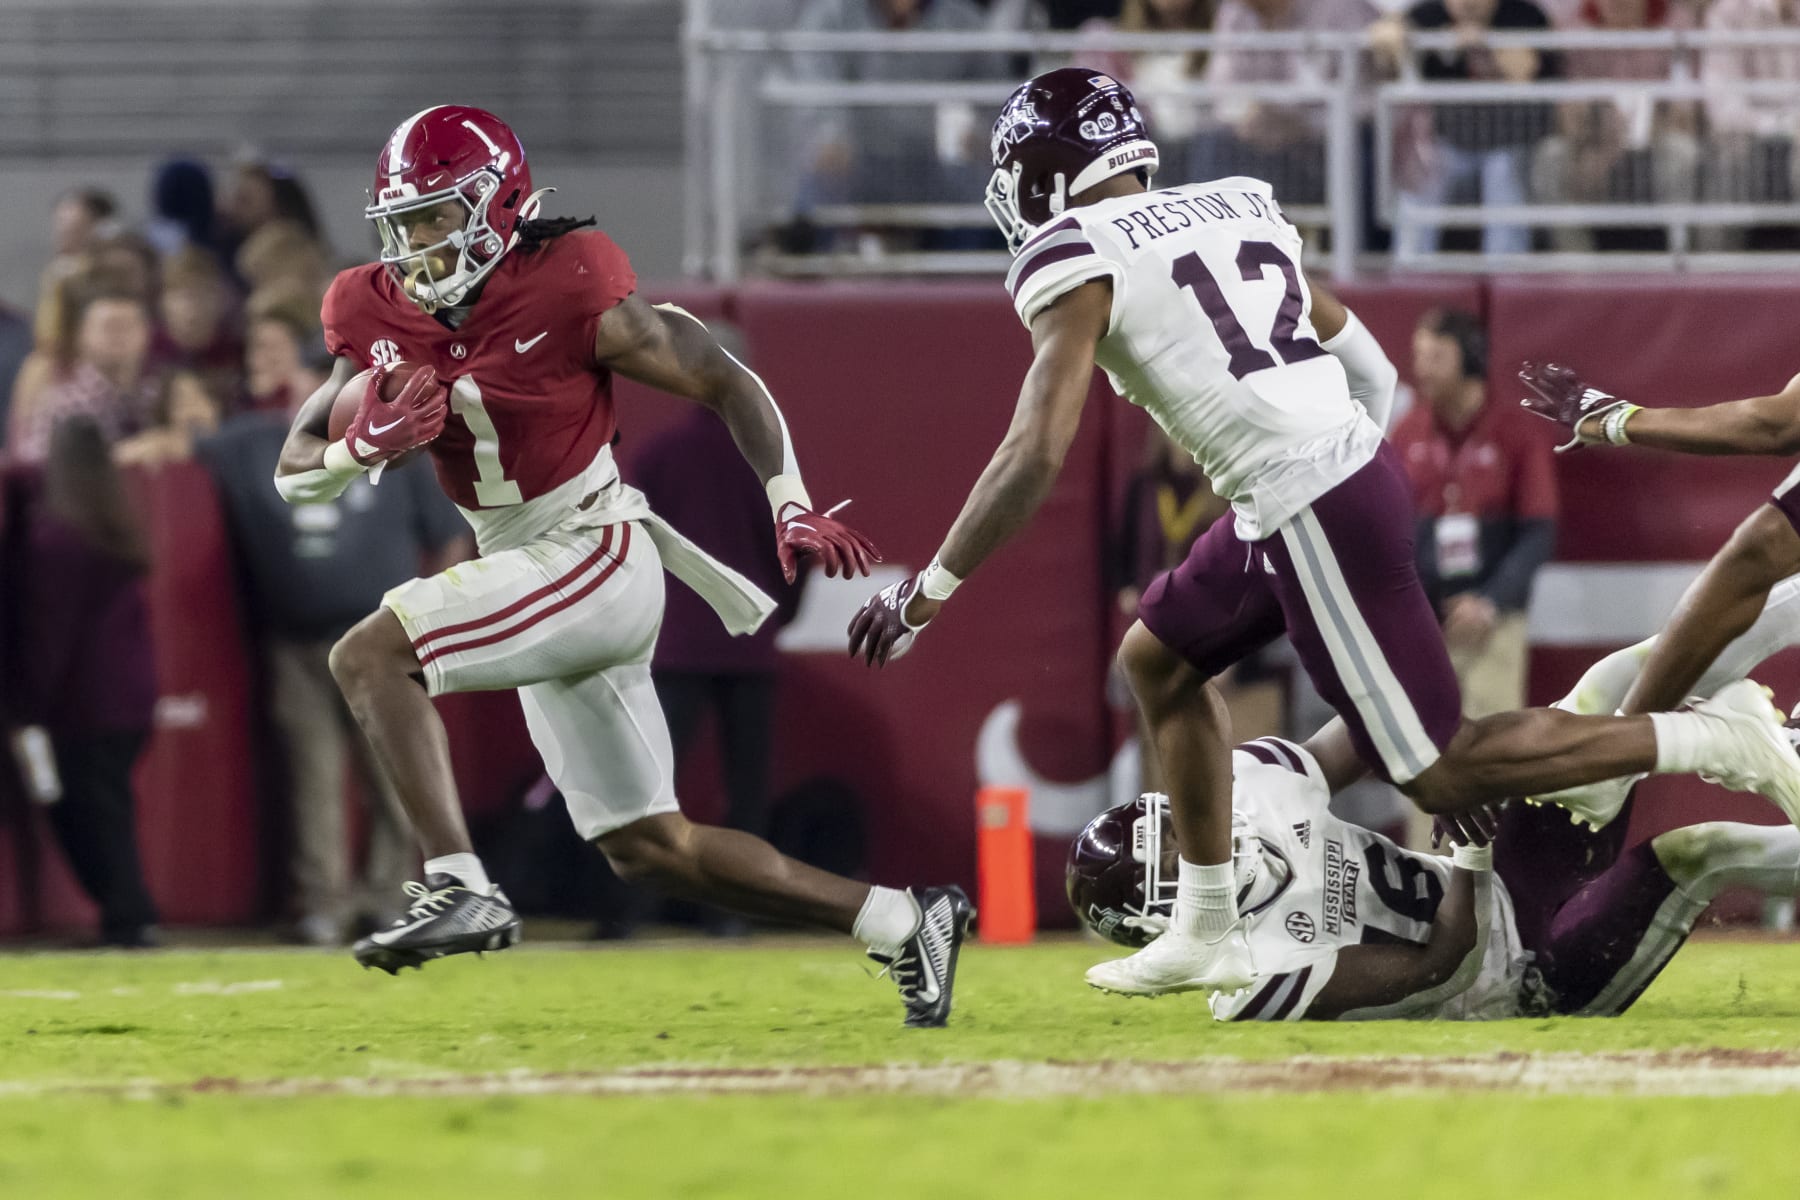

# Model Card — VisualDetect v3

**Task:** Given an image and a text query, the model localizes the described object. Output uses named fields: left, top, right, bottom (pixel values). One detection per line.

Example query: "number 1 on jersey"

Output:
left=449, top=376, right=524, bottom=506
left=1171, top=240, right=1329, bottom=381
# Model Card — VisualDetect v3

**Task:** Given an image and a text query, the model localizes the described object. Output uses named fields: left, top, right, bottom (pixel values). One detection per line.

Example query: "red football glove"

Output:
left=847, top=573, right=932, bottom=667
left=1517, top=361, right=1633, bottom=453
left=775, top=500, right=881, bottom=584
left=345, top=364, right=449, bottom=466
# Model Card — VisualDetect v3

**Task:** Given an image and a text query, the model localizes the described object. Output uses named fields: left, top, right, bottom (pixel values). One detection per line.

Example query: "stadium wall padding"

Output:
left=2, top=274, right=1795, bottom=934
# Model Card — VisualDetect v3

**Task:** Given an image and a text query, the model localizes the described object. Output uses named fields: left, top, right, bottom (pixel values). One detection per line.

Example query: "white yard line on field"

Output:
left=8, top=1050, right=1800, bottom=1101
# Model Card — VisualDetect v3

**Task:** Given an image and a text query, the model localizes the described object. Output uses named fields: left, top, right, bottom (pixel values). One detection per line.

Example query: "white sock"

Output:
left=853, top=886, right=921, bottom=958
left=1650, top=711, right=1714, bottom=775
left=1171, top=858, right=1238, bottom=939
left=425, top=853, right=492, bottom=895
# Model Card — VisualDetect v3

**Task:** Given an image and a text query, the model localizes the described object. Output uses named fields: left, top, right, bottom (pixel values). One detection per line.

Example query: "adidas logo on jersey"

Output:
left=1292, top=821, right=1312, bottom=849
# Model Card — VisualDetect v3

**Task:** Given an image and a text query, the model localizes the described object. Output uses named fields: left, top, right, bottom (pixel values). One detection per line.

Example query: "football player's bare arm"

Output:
left=1305, top=867, right=1479, bottom=1019
left=595, top=294, right=878, bottom=581
left=904, top=279, right=1108, bottom=619
left=594, top=294, right=794, bottom=484
left=1607, top=372, right=1800, bottom=458
left=273, top=357, right=362, bottom=503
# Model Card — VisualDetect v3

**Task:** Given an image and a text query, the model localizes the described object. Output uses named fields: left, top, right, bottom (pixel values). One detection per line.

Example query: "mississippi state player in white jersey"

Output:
left=1069, top=715, right=1800, bottom=1022
left=274, top=106, right=974, bottom=1027
left=848, top=68, right=1800, bottom=1000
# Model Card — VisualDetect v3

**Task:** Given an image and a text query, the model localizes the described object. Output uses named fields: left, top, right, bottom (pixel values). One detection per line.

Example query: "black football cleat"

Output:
left=352, top=874, right=521, bottom=975
left=870, top=885, right=975, bottom=1028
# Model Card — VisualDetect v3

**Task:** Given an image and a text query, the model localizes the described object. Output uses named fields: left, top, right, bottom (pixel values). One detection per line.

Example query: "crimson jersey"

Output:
left=322, top=229, right=637, bottom=514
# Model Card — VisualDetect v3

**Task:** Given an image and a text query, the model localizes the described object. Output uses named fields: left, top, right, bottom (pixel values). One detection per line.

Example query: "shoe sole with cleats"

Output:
left=353, top=924, right=522, bottom=976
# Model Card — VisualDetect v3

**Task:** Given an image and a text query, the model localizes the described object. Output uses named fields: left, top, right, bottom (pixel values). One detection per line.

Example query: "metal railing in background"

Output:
left=0, top=0, right=684, bottom=160
left=683, top=6, right=1800, bottom=279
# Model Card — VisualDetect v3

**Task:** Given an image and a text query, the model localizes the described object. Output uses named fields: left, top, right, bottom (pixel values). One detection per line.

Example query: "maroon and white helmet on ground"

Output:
left=365, top=105, right=552, bottom=311
left=1066, top=793, right=1262, bottom=948
left=985, top=67, right=1159, bottom=254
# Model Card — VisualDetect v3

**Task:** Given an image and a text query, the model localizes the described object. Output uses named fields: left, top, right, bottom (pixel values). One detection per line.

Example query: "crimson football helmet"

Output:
left=1066, top=794, right=1262, bottom=948
left=365, top=105, right=551, bottom=311
left=985, top=67, right=1159, bottom=255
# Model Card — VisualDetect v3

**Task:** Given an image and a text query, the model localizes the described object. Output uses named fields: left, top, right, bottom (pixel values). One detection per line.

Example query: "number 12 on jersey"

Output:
left=1171, top=240, right=1328, bottom=381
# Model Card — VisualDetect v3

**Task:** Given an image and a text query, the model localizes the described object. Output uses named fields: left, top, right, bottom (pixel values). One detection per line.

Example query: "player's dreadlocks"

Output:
left=515, top=215, right=598, bottom=255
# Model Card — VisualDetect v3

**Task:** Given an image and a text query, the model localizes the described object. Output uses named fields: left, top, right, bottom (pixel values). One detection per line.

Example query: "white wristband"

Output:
left=1603, top=404, right=1641, bottom=446
left=766, top=472, right=813, bottom=518
left=919, top=557, right=962, bottom=601
left=1452, top=842, right=1493, bottom=872
left=322, top=438, right=371, bottom=477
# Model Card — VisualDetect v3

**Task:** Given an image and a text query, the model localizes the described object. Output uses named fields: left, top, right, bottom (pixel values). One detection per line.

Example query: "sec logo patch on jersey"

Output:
left=370, top=339, right=402, bottom=366
left=1285, top=911, right=1316, bottom=943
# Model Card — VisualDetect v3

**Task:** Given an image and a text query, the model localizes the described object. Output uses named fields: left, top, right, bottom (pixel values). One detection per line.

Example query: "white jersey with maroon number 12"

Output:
left=1005, top=177, right=1382, bottom=542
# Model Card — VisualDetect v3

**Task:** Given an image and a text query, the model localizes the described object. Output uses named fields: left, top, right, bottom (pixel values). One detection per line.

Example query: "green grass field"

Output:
left=5, top=935, right=1800, bottom=1198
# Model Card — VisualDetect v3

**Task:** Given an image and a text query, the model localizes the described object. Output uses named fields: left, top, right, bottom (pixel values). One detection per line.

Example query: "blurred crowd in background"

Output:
left=725, top=0, right=1800, bottom=258
left=5, top=0, right=1799, bottom=946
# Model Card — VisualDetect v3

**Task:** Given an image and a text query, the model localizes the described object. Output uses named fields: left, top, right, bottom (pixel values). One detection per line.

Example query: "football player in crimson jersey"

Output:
left=847, top=68, right=1800, bottom=999
left=1519, top=363, right=1800, bottom=829
left=274, top=106, right=973, bottom=1026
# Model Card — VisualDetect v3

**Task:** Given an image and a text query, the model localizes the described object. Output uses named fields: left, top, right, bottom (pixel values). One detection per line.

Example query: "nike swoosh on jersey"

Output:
left=367, top=416, right=405, bottom=436
left=515, top=331, right=549, bottom=352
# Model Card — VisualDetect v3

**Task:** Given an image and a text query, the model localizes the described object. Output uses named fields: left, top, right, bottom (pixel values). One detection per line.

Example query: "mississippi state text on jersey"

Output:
left=1210, top=739, right=1525, bottom=1023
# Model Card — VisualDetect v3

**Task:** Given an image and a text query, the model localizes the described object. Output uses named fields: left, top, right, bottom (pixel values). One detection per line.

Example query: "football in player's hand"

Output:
left=328, top=361, right=435, bottom=467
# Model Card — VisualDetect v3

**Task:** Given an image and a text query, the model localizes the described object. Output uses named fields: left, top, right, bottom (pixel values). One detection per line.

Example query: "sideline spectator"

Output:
left=1699, top=0, right=1800, bottom=249
left=240, top=289, right=326, bottom=415
left=1110, top=428, right=1225, bottom=617
left=1191, top=0, right=1378, bottom=205
left=1530, top=0, right=1699, bottom=251
left=630, top=324, right=803, bottom=938
left=1080, top=0, right=1216, bottom=181
left=154, top=247, right=243, bottom=410
left=1391, top=308, right=1557, bottom=719
left=10, top=281, right=163, bottom=461
left=37, top=187, right=119, bottom=315
left=199, top=396, right=467, bottom=945
left=0, top=300, right=30, bottom=445
left=4, top=417, right=161, bottom=947
left=1379, top=0, right=1560, bottom=256
left=145, top=157, right=220, bottom=263
left=791, top=0, right=1003, bottom=242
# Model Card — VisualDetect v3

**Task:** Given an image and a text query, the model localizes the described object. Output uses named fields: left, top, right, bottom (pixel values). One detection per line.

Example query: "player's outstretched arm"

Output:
left=1306, top=858, right=1483, bottom=1019
left=595, top=294, right=878, bottom=582
left=847, top=278, right=1109, bottom=667
left=273, top=356, right=363, bottom=504
left=1521, top=361, right=1800, bottom=457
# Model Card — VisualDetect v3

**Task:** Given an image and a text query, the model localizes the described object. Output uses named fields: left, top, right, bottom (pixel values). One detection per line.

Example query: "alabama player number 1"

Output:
left=448, top=376, right=524, bottom=506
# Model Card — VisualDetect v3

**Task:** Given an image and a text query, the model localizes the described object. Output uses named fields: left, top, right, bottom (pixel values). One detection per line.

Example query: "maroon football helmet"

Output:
left=365, top=105, right=549, bottom=311
left=1067, top=794, right=1262, bottom=948
left=986, top=67, right=1159, bottom=254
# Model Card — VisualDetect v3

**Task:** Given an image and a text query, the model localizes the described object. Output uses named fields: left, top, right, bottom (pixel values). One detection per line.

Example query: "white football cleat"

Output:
left=1085, top=922, right=1255, bottom=998
left=1690, top=680, right=1800, bottom=826
left=1527, top=774, right=1639, bottom=831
